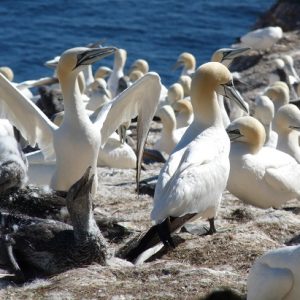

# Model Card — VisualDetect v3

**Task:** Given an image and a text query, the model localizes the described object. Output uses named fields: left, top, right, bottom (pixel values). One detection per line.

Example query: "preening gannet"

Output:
left=254, top=95, right=278, bottom=148
left=237, top=26, right=283, bottom=50
left=247, top=244, right=300, bottom=300
left=275, top=104, right=300, bottom=162
left=107, top=48, right=127, bottom=98
left=173, top=98, right=193, bottom=128
left=0, top=47, right=161, bottom=195
left=124, top=62, right=248, bottom=264
left=227, top=116, right=300, bottom=208
left=153, top=105, right=187, bottom=155
left=173, top=52, right=196, bottom=76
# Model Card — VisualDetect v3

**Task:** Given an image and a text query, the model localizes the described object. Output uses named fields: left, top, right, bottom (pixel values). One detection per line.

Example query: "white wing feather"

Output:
left=0, top=73, right=57, bottom=160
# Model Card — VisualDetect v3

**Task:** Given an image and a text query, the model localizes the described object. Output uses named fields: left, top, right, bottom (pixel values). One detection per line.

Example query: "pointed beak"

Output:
left=74, top=47, right=117, bottom=69
left=222, top=47, right=251, bottom=62
left=289, top=125, right=300, bottom=131
left=44, top=56, right=60, bottom=69
left=172, top=60, right=183, bottom=71
left=220, top=82, right=249, bottom=114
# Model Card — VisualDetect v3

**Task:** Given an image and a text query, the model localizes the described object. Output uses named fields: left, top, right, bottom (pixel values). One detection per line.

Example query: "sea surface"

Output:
left=0, top=0, right=275, bottom=86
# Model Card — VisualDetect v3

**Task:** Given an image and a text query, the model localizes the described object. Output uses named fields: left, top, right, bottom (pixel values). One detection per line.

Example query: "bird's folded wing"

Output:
left=94, top=72, right=161, bottom=186
left=0, top=74, right=57, bottom=160
left=265, top=163, right=300, bottom=195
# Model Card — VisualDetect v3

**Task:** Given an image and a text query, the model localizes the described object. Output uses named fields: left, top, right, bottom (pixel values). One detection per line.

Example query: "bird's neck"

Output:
left=59, top=73, right=90, bottom=123
left=192, top=86, right=223, bottom=128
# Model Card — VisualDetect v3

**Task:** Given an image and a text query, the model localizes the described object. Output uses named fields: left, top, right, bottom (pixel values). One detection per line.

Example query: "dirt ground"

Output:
left=1, top=21, right=300, bottom=300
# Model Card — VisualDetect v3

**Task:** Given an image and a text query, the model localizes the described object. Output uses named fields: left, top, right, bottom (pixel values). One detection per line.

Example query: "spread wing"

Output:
left=0, top=73, right=57, bottom=160
left=94, top=72, right=161, bottom=189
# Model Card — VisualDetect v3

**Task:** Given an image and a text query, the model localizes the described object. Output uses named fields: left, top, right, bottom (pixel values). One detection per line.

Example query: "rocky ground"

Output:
left=1, top=2, right=300, bottom=299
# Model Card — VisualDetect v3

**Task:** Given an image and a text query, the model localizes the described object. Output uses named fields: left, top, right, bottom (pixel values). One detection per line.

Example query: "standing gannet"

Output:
left=124, top=62, right=248, bottom=264
left=0, top=47, right=161, bottom=194
left=107, top=48, right=127, bottom=98
left=275, top=104, right=300, bottom=162
left=235, top=26, right=283, bottom=50
left=227, top=116, right=300, bottom=208
left=264, top=81, right=289, bottom=113
left=173, top=52, right=196, bottom=76
left=153, top=105, right=187, bottom=155
left=173, top=98, right=193, bottom=128
left=253, top=95, right=278, bottom=148
left=247, top=244, right=300, bottom=300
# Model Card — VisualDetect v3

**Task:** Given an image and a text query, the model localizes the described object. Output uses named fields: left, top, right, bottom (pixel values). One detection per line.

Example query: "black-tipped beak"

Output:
left=222, top=47, right=251, bottom=62
left=74, top=47, right=117, bottom=69
left=220, top=81, right=249, bottom=114
left=226, top=128, right=243, bottom=141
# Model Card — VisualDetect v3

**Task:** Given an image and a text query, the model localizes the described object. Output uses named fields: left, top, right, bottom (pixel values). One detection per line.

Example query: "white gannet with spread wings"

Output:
left=0, top=46, right=161, bottom=194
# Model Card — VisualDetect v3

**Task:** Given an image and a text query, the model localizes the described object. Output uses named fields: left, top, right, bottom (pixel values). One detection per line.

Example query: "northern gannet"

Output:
left=107, top=48, right=127, bottom=98
left=178, top=75, right=191, bottom=98
left=174, top=52, right=196, bottom=76
left=0, top=47, right=161, bottom=194
left=173, top=98, right=193, bottom=128
left=254, top=95, right=278, bottom=148
left=0, top=135, right=28, bottom=193
left=227, top=116, right=300, bottom=208
left=167, top=83, right=184, bottom=105
left=85, top=78, right=111, bottom=111
left=264, top=81, right=289, bottom=113
left=1, top=167, right=107, bottom=280
left=94, top=66, right=112, bottom=80
left=236, top=26, right=283, bottom=50
left=153, top=105, right=187, bottom=155
left=247, top=244, right=300, bottom=300
left=129, top=70, right=144, bottom=83
left=128, top=59, right=149, bottom=75
left=124, top=62, right=248, bottom=264
left=275, top=104, right=300, bottom=162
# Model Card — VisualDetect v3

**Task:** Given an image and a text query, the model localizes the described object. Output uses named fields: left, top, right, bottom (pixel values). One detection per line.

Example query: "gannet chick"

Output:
left=0, top=47, right=161, bottom=195
left=128, top=59, right=149, bottom=75
left=264, top=81, right=289, bottom=112
left=85, top=78, right=111, bottom=111
left=275, top=104, right=300, bottom=162
left=129, top=70, right=144, bottom=82
left=227, top=116, right=300, bottom=208
left=153, top=105, right=187, bottom=155
left=1, top=167, right=107, bottom=280
left=254, top=95, right=278, bottom=148
left=178, top=75, right=191, bottom=97
left=173, top=98, right=193, bottom=128
left=167, top=83, right=184, bottom=105
left=94, top=66, right=112, bottom=80
left=247, top=244, right=300, bottom=300
left=174, top=52, right=196, bottom=76
left=108, top=48, right=127, bottom=98
left=0, top=135, right=28, bottom=192
left=237, top=26, right=283, bottom=50
left=124, top=62, right=248, bottom=264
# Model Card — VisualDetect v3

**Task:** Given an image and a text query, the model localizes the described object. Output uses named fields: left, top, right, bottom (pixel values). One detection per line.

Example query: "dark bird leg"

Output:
left=207, top=218, right=217, bottom=235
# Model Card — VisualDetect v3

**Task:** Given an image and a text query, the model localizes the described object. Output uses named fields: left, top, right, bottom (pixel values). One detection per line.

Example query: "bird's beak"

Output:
left=172, top=60, right=183, bottom=71
left=74, top=47, right=117, bottom=69
left=222, top=47, right=251, bottom=62
left=226, top=128, right=243, bottom=142
left=45, top=56, right=60, bottom=69
left=289, top=125, right=300, bottom=131
left=218, top=81, right=249, bottom=114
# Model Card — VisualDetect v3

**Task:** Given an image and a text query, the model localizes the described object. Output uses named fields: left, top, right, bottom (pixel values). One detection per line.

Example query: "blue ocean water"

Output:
left=0, top=0, right=274, bottom=86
